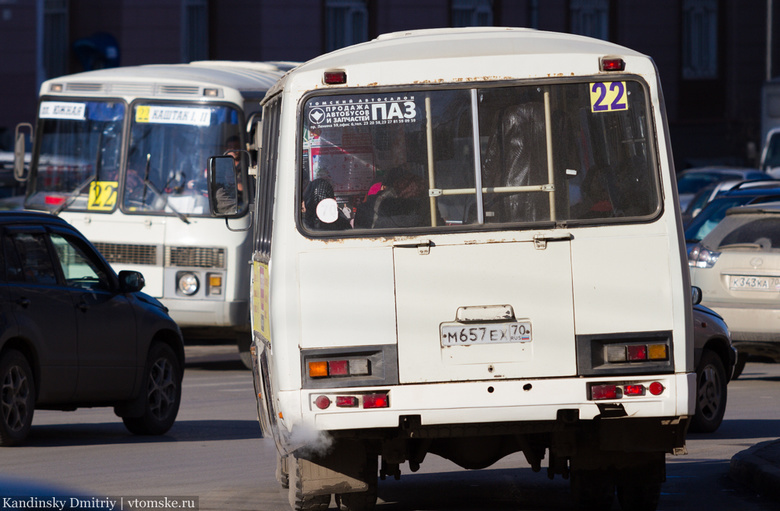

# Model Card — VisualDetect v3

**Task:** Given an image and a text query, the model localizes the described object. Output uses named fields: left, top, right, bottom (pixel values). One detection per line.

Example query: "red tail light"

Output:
left=362, top=393, right=389, bottom=409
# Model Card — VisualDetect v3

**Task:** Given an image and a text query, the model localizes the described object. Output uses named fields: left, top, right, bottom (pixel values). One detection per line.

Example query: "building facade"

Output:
left=0, top=0, right=777, bottom=169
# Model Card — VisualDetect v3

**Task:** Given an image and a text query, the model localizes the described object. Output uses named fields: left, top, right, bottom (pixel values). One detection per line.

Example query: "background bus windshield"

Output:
left=27, top=100, right=243, bottom=217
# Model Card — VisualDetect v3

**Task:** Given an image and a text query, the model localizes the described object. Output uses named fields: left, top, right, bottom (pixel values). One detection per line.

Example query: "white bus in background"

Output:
left=216, top=27, right=695, bottom=511
left=14, top=61, right=295, bottom=365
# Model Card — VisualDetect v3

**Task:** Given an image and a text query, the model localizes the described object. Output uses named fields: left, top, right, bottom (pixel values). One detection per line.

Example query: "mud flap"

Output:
left=292, top=440, right=373, bottom=497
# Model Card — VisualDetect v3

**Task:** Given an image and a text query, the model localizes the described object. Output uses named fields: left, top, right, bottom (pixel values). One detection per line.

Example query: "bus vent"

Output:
left=94, top=242, right=158, bottom=266
left=110, top=83, right=156, bottom=95
left=158, top=85, right=201, bottom=95
left=166, top=246, right=226, bottom=269
left=67, top=83, right=104, bottom=92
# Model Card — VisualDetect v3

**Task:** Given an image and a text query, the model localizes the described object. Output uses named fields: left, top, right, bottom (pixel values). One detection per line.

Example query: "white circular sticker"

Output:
left=316, top=198, right=339, bottom=224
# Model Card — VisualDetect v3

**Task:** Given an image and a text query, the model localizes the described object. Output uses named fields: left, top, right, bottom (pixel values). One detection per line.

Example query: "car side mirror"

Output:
left=119, top=270, right=145, bottom=293
left=691, top=285, right=703, bottom=305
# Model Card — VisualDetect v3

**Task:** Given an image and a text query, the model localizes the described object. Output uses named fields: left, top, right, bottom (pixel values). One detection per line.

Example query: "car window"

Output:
left=5, top=233, right=58, bottom=285
left=717, top=216, right=780, bottom=249
left=49, top=233, right=110, bottom=291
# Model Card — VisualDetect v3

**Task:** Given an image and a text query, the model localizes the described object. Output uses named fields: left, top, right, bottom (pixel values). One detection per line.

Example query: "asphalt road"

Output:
left=1, top=345, right=779, bottom=511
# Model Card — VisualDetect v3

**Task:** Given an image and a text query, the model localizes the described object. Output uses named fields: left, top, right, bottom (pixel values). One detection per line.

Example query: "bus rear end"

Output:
left=250, top=28, right=692, bottom=511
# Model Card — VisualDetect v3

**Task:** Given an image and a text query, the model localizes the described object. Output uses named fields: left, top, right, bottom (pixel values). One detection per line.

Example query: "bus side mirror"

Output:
left=14, top=123, right=33, bottom=182
left=208, top=155, right=241, bottom=217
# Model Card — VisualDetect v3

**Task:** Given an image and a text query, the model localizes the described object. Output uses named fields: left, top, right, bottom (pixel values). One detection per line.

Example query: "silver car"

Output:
left=689, top=201, right=780, bottom=380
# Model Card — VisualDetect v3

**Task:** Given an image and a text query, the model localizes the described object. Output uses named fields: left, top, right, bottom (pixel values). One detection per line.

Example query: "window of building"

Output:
left=569, top=0, right=609, bottom=41
left=452, top=0, right=493, bottom=27
left=182, top=0, right=208, bottom=62
left=325, top=0, right=369, bottom=52
left=43, top=0, right=68, bottom=80
left=682, top=0, right=719, bottom=80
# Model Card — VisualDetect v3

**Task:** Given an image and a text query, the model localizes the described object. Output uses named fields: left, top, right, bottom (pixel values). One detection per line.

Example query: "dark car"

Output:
left=0, top=211, right=184, bottom=446
left=691, top=289, right=736, bottom=433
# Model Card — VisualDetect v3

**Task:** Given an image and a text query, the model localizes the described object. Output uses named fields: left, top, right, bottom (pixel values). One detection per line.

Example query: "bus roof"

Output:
left=267, top=27, right=650, bottom=99
left=40, top=61, right=293, bottom=100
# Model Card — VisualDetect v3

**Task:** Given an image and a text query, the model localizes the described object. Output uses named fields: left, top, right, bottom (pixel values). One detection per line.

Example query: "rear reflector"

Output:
left=649, top=382, right=665, bottom=396
left=315, top=395, right=331, bottom=409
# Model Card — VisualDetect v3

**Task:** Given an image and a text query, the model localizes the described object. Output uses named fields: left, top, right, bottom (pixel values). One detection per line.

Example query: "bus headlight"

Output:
left=177, top=272, right=199, bottom=295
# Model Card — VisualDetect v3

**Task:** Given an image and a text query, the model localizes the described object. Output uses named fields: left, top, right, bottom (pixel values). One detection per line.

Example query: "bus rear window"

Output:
left=300, top=79, right=660, bottom=233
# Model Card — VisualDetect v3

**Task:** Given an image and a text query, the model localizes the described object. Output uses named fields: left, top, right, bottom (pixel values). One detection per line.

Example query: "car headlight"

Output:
left=688, top=244, right=721, bottom=268
left=177, top=272, right=199, bottom=295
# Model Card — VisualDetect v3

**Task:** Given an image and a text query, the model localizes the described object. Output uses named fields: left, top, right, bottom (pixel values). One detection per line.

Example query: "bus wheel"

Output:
left=570, top=469, right=614, bottom=510
left=616, top=482, right=661, bottom=511
left=237, top=335, right=252, bottom=370
left=277, top=451, right=290, bottom=489
left=288, top=455, right=330, bottom=511
left=335, top=454, right=378, bottom=511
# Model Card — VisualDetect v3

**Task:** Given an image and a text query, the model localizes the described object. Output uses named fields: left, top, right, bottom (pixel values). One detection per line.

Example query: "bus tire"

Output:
left=570, top=469, right=614, bottom=510
left=335, top=454, right=378, bottom=511
left=237, top=335, right=252, bottom=370
left=616, top=482, right=661, bottom=511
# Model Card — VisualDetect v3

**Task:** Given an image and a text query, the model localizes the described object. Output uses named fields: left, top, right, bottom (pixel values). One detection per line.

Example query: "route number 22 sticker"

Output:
left=590, top=81, right=628, bottom=113
left=88, top=181, right=118, bottom=211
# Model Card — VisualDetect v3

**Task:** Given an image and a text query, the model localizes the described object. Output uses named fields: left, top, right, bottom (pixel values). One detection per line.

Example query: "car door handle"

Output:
left=15, top=297, right=30, bottom=308
left=77, top=301, right=89, bottom=312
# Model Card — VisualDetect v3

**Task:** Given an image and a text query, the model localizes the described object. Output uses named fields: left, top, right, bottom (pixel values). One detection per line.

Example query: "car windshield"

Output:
left=300, top=79, right=660, bottom=233
left=26, top=100, right=125, bottom=212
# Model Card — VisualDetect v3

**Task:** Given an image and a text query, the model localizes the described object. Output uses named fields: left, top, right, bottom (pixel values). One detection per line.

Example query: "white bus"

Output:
left=219, top=28, right=693, bottom=511
left=14, top=61, right=294, bottom=364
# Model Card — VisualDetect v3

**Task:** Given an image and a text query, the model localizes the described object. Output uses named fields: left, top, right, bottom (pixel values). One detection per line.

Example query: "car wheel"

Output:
left=122, top=343, right=182, bottom=436
left=689, top=350, right=727, bottom=433
left=732, top=352, right=748, bottom=379
left=0, top=350, right=35, bottom=446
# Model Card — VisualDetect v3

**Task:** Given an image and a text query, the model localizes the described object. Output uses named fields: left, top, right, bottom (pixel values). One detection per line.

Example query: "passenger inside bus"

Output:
left=302, top=178, right=351, bottom=230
